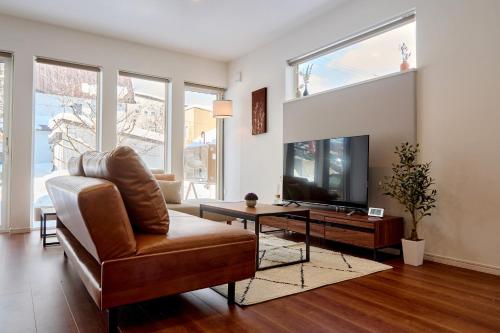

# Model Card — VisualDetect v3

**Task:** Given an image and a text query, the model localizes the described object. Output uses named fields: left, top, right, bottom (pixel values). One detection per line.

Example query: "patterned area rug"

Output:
left=213, top=234, right=392, bottom=306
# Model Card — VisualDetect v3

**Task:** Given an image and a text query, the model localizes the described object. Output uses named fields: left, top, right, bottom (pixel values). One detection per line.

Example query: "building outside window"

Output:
left=184, top=84, right=224, bottom=200
left=117, top=72, right=168, bottom=170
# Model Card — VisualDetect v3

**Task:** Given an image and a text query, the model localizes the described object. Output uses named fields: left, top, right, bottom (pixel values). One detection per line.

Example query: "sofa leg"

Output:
left=106, top=308, right=119, bottom=333
left=228, top=282, right=236, bottom=305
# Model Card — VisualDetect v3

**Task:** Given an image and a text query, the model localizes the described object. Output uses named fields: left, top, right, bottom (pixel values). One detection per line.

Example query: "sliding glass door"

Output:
left=32, top=59, right=100, bottom=225
left=184, top=84, right=224, bottom=200
left=0, top=53, right=12, bottom=231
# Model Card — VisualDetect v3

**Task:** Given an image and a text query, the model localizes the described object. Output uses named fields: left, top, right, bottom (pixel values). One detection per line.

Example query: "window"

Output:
left=117, top=72, right=168, bottom=170
left=291, top=12, right=416, bottom=96
left=33, top=59, right=100, bottom=219
left=184, top=84, right=224, bottom=200
left=0, top=52, right=12, bottom=230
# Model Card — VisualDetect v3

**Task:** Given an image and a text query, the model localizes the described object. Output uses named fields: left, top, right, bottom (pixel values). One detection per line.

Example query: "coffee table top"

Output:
left=200, top=201, right=309, bottom=218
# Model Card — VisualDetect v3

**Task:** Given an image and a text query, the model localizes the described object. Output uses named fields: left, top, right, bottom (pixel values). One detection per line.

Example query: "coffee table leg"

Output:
left=255, top=216, right=260, bottom=270
left=305, top=213, right=310, bottom=262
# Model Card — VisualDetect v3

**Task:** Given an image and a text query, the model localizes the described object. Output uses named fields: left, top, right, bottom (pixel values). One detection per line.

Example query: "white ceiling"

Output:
left=0, top=0, right=347, bottom=61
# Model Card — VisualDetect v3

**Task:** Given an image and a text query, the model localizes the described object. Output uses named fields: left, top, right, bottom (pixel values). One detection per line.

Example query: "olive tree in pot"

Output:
left=382, top=143, right=437, bottom=266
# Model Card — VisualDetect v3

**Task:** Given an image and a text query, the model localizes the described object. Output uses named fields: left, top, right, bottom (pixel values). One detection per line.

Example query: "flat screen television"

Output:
left=283, top=135, right=369, bottom=208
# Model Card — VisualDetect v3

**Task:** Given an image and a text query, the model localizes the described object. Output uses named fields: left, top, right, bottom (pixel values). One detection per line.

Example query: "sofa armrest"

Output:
left=100, top=239, right=256, bottom=309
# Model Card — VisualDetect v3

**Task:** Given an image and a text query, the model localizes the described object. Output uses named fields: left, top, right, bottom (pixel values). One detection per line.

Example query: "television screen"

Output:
left=283, top=135, right=369, bottom=208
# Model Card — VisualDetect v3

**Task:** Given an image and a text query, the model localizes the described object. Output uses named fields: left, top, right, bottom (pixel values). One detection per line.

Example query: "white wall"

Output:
left=0, top=14, right=227, bottom=232
left=225, top=0, right=500, bottom=274
left=416, top=0, right=500, bottom=274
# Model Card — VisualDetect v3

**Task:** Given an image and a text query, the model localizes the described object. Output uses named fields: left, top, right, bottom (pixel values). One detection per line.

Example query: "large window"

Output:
left=117, top=72, right=168, bottom=170
left=184, top=84, right=224, bottom=200
left=291, top=13, right=416, bottom=96
left=0, top=52, right=12, bottom=230
left=33, top=59, right=100, bottom=217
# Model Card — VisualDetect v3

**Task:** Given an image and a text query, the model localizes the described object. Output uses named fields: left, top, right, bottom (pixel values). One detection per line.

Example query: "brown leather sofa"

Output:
left=47, top=147, right=256, bottom=333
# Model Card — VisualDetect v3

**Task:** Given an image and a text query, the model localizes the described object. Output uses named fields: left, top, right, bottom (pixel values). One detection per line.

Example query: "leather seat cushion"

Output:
left=82, top=146, right=169, bottom=234
left=135, top=215, right=256, bottom=255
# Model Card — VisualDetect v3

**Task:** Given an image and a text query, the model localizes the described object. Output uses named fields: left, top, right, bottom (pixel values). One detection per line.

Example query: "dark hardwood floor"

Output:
left=1, top=227, right=500, bottom=333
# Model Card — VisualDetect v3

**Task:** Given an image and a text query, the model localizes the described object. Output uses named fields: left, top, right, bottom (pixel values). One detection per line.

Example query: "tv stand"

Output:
left=260, top=208, right=403, bottom=260
left=283, top=201, right=301, bottom=207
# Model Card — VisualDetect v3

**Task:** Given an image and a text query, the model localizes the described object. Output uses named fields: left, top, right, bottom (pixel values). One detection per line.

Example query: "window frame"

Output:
left=289, top=10, right=416, bottom=97
left=184, top=82, right=226, bottom=200
left=0, top=51, right=13, bottom=231
left=117, top=70, right=170, bottom=171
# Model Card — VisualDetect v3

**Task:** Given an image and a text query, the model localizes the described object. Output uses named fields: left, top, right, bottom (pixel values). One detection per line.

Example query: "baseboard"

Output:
left=9, top=227, right=32, bottom=234
left=424, top=252, right=500, bottom=276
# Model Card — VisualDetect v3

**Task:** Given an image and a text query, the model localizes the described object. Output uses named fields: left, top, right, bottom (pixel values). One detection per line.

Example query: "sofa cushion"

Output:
left=82, top=146, right=169, bottom=234
left=157, top=180, right=182, bottom=204
left=67, top=155, right=85, bottom=176
left=153, top=173, right=176, bottom=181
left=135, top=215, right=256, bottom=255
left=166, top=202, right=200, bottom=216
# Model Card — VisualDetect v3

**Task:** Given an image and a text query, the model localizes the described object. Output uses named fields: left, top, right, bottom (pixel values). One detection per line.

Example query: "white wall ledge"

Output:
left=285, top=69, right=417, bottom=104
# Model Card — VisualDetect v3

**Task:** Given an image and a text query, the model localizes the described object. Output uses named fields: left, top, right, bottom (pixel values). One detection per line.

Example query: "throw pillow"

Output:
left=157, top=180, right=182, bottom=204
left=154, top=174, right=176, bottom=181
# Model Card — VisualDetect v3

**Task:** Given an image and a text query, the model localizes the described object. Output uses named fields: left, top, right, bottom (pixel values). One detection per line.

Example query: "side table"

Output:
left=40, top=207, right=59, bottom=247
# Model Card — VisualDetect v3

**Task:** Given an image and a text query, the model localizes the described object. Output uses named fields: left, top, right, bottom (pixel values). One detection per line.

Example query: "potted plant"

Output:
left=382, top=143, right=437, bottom=266
left=244, top=193, right=258, bottom=208
left=399, top=42, right=411, bottom=71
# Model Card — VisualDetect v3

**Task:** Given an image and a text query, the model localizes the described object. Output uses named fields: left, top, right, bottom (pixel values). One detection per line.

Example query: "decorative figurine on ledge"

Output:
left=399, top=42, right=412, bottom=72
left=244, top=193, right=259, bottom=208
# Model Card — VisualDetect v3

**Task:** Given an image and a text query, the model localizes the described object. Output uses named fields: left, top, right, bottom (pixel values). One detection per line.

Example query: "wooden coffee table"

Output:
left=200, top=202, right=310, bottom=270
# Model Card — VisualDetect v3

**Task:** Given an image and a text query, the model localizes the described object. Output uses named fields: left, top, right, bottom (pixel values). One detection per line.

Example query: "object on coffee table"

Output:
left=244, top=193, right=258, bottom=208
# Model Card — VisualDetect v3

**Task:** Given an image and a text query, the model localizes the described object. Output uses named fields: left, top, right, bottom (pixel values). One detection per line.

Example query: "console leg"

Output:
left=255, top=216, right=260, bottom=270
left=227, top=282, right=235, bottom=305
left=373, top=249, right=378, bottom=261
left=106, top=308, right=119, bottom=333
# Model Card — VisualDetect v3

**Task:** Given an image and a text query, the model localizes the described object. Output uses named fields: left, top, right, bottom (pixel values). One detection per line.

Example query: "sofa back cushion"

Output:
left=68, top=155, right=85, bottom=176
left=46, top=176, right=136, bottom=262
left=82, top=146, right=170, bottom=234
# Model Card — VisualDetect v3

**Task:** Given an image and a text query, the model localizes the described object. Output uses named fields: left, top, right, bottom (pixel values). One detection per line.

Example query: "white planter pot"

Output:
left=402, top=238, right=425, bottom=266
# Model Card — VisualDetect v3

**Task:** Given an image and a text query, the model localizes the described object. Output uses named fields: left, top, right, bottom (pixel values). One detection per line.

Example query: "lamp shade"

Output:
left=213, top=100, right=233, bottom=118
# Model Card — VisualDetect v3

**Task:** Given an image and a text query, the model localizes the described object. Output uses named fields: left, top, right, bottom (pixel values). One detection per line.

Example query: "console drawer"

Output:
left=325, top=225, right=374, bottom=248
left=259, top=216, right=287, bottom=229
left=288, top=220, right=324, bottom=238
left=324, top=216, right=374, bottom=229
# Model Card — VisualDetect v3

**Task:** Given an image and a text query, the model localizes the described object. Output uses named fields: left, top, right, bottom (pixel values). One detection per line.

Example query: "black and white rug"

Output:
left=213, top=234, right=392, bottom=306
